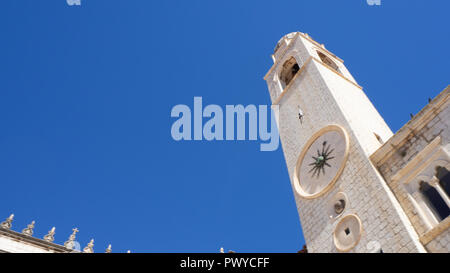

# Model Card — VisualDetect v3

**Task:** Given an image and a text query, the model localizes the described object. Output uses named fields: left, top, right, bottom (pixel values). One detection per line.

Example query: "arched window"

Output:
left=317, top=51, right=340, bottom=73
left=279, top=57, right=300, bottom=89
left=436, top=166, right=450, bottom=197
left=419, top=181, right=450, bottom=221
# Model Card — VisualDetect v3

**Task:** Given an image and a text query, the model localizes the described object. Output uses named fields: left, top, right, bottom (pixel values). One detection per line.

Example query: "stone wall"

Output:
left=371, top=87, right=450, bottom=252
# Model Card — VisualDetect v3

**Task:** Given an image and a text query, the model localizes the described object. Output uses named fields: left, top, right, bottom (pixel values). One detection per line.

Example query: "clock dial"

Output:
left=293, top=125, right=349, bottom=199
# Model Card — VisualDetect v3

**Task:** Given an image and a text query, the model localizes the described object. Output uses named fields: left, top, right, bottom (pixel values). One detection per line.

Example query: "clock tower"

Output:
left=264, top=32, right=426, bottom=252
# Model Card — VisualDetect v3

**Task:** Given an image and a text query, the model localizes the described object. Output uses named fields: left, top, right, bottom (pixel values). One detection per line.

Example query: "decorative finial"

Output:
left=43, top=227, right=56, bottom=243
left=64, top=227, right=79, bottom=249
left=105, top=244, right=112, bottom=253
left=1, top=214, right=14, bottom=229
left=22, top=221, right=35, bottom=236
left=220, top=247, right=235, bottom=253
left=83, top=239, right=94, bottom=253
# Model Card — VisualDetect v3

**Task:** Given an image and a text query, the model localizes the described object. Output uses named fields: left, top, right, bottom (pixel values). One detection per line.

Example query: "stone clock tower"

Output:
left=264, top=32, right=426, bottom=253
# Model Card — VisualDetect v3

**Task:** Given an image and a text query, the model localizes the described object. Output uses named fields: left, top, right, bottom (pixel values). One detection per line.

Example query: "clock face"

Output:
left=294, top=125, right=349, bottom=199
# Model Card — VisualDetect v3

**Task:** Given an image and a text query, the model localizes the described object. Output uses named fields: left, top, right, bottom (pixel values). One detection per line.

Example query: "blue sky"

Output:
left=0, top=0, right=448, bottom=253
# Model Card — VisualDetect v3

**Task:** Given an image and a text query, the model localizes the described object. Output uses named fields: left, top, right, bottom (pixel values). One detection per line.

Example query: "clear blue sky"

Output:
left=0, top=0, right=448, bottom=253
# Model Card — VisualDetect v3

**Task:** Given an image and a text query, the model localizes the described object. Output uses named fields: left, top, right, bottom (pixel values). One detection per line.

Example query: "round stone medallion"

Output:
left=328, top=192, right=348, bottom=220
left=333, top=214, right=363, bottom=252
left=293, top=125, right=349, bottom=199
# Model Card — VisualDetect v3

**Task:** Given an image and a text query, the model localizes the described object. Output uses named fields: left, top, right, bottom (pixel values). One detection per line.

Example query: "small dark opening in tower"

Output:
left=399, top=148, right=408, bottom=157
left=334, top=199, right=346, bottom=215
left=279, top=57, right=300, bottom=89
left=344, top=228, right=350, bottom=235
left=419, top=181, right=450, bottom=221
left=292, top=63, right=299, bottom=74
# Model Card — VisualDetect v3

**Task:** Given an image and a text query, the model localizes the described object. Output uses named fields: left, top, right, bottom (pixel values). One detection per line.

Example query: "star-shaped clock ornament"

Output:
left=308, top=141, right=335, bottom=178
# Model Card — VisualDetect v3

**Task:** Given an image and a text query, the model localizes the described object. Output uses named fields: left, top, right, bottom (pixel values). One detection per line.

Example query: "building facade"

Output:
left=264, top=32, right=449, bottom=253
left=0, top=214, right=111, bottom=253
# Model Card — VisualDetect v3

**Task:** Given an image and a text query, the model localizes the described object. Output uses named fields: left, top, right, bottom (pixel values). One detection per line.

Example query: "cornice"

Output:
left=0, top=227, right=71, bottom=253
left=370, top=86, right=450, bottom=165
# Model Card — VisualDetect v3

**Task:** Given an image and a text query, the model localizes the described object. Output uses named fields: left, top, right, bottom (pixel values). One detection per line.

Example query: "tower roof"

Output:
left=274, top=32, right=299, bottom=53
